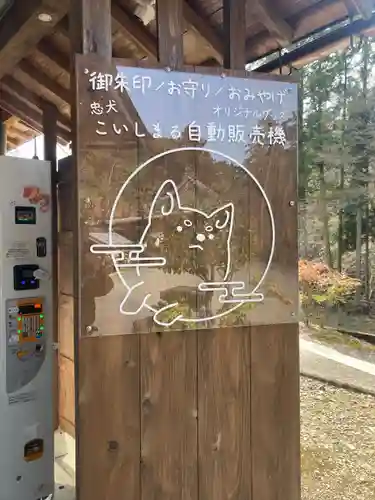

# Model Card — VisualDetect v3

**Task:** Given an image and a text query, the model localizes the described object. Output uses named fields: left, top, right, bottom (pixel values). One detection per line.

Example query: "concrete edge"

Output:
left=301, top=371, right=375, bottom=397
left=54, top=429, right=76, bottom=484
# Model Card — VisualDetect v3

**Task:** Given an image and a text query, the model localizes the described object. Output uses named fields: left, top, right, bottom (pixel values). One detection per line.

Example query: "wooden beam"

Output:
left=253, top=0, right=293, bottom=46
left=246, top=0, right=347, bottom=62
left=156, top=0, right=184, bottom=68
left=256, top=11, right=375, bottom=71
left=66, top=1, right=223, bottom=63
left=223, top=0, right=246, bottom=69
left=0, top=89, right=70, bottom=142
left=0, top=120, right=6, bottom=154
left=58, top=14, right=126, bottom=57
left=0, top=98, right=42, bottom=135
left=0, top=76, right=71, bottom=130
left=111, top=2, right=157, bottom=60
left=42, top=101, right=59, bottom=431
left=55, top=16, right=70, bottom=38
left=70, top=0, right=112, bottom=59
left=18, top=60, right=70, bottom=103
left=182, top=2, right=223, bottom=63
left=6, top=137, right=18, bottom=149
left=7, top=127, right=35, bottom=142
left=0, top=0, right=70, bottom=79
left=37, top=38, right=70, bottom=73
left=344, top=0, right=373, bottom=19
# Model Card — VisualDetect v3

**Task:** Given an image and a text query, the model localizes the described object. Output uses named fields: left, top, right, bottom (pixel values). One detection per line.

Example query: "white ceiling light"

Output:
left=37, top=12, right=53, bottom=23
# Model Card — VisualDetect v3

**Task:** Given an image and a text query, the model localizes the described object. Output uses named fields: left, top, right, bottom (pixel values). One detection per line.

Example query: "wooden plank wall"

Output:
left=70, top=1, right=301, bottom=500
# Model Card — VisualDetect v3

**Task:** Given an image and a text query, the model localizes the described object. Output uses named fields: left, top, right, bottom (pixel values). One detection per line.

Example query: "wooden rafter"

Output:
left=0, top=109, right=13, bottom=123
left=36, top=38, right=70, bottom=73
left=0, top=89, right=70, bottom=142
left=0, top=0, right=70, bottom=79
left=8, top=127, right=35, bottom=142
left=344, top=0, right=373, bottom=19
left=112, top=1, right=224, bottom=63
left=55, top=17, right=69, bottom=38
left=61, top=2, right=224, bottom=63
left=0, top=76, right=71, bottom=130
left=18, top=60, right=70, bottom=103
left=182, top=2, right=223, bottom=63
left=255, top=10, right=375, bottom=71
left=57, top=16, right=124, bottom=57
left=111, top=3, right=157, bottom=60
left=0, top=98, right=42, bottom=135
left=253, top=0, right=294, bottom=46
left=6, top=136, right=19, bottom=149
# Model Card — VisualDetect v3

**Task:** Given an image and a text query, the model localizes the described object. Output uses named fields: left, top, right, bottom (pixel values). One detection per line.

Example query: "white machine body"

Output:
left=0, top=157, right=54, bottom=500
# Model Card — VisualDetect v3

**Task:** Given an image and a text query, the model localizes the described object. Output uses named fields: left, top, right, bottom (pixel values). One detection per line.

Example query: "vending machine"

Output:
left=0, top=156, right=54, bottom=500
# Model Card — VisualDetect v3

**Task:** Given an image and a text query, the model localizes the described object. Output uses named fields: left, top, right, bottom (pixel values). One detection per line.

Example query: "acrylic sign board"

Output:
left=76, top=55, right=299, bottom=335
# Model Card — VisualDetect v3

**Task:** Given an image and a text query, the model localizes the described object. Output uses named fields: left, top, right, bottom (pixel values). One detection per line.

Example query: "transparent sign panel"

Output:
left=76, top=55, right=299, bottom=336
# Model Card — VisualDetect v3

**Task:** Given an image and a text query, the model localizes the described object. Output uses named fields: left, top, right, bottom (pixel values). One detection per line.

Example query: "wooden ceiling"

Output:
left=0, top=0, right=374, bottom=151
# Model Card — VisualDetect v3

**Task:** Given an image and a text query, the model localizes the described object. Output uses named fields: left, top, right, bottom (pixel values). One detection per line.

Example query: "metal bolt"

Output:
left=86, top=325, right=98, bottom=335
left=289, top=201, right=295, bottom=207
left=108, top=440, right=119, bottom=451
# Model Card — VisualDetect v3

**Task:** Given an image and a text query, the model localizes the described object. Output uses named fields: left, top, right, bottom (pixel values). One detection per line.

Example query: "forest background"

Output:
left=299, top=34, right=375, bottom=333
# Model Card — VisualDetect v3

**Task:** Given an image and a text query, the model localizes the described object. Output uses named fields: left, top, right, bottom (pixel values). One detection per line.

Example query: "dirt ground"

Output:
left=301, top=376, right=375, bottom=500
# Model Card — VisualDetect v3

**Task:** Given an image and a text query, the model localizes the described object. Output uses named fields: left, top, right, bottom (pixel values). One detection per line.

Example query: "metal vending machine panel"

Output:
left=0, top=156, right=54, bottom=500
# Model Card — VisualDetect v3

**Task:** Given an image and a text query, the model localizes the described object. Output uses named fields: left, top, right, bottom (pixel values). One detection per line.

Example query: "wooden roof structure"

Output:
left=0, top=0, right=374, bottom=151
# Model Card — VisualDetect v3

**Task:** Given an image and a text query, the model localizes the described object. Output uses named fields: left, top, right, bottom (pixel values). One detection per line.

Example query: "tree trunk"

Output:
left=319, top=161, right=333, bottom=268
left=362, top=39, right=370, bottom=301
left=338, top=52, right=348, bottom=272
left=298, top=69, right=308, bottom=258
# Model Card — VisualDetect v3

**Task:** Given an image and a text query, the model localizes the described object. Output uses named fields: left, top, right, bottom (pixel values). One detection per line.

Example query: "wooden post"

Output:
left=140, top=4, right=199, bottom=500
left=71, top=0, right=300, bottom=499
left=196, top=4, right=253, bottom=500
left=156, top=0, right=183, bottom=68
left=223, top=0, right=246, bottom=70
left=221, top=2, right=301, bottom=499
left=0, top=120, right=6, bottom=154
left=69, top=0, right=112, bottom=58
left=42, top=101, right=59, bottom=432
left=69, top=3, right=121, bottom=500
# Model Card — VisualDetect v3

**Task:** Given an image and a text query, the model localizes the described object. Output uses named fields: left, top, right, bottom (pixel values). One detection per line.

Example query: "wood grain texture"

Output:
left=59, top=294, right=74, bottom=361
left=140, top=332, right=198, bottom=500
left=78, top=336, right=140, bottom=500
left=59, top=355, right=75, bottom=435
left=73, top=53, right=300, bottom=500
left=198, top=327, right=252, bottom=500
left=0, top=119, right=6, bottom=154
left=156, top=0, right=184, bottom=68
left=70, top=0, right=112, bottom=59
left=251, top=323, right=300, bottom=500
left=223, top=0, right=246, bottom=70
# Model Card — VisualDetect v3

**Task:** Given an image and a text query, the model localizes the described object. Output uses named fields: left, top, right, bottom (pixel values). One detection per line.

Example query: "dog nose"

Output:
left=196, top=233, right=205, bottom=242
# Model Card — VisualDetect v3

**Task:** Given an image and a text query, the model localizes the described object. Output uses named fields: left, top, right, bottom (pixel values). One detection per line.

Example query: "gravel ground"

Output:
left=301, top=377, right=375, bottom=500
